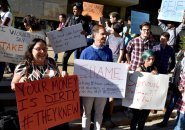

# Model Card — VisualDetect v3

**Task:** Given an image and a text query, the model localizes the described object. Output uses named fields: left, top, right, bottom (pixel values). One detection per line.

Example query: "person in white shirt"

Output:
left=0, top=0, right=13, bottom=82
left=0, top=0, right=12, bottom=26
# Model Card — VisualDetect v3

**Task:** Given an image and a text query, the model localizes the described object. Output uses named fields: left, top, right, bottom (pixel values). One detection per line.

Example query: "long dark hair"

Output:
left=24, top=38, right=47, bottom=63
left=23, top=15, right=41, bottom=31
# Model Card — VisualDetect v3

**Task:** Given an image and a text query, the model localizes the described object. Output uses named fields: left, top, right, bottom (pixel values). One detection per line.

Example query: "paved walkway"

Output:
left=69, top=110, right=177, bottom=130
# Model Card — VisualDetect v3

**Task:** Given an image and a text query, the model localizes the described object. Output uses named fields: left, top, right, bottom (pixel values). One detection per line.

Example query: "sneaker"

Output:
left=156, top=122, right=167, bottom=127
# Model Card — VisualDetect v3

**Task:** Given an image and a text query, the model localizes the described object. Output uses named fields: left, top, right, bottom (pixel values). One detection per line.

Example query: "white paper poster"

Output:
left=46, top=23, right=87, bottom=53
left=158, top=0, right=185, bottom=22
left=122, top=71, right=169, bottom=110
left=0, top=25, right=45, bottom=64
left=74, top=59, right=128, bottom=98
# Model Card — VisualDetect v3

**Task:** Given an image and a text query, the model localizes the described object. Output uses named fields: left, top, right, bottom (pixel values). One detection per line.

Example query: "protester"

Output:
left=103, top=22, right=125, bottom=128
left=60, top=2, right=90, bottom=76
left=23, top=15, right=45, bottom=37
left=0, top=0, right=12, bottom=26
left=153, top=32, right=176, bottom=74
left=106, top=22, right=125, bottom=63
left=0, top=0, right=14, bottom=81
left=11, top=38, right=69, bottom=130
left=122, top=16, right=136, bottom=47
left=158, top=9, right=185, bottom=51
left=80, top=25, right=113, bottom=130
left=152, top=32, right=177, bottom=127
left=118, top=18, right=124, bottom=27
left=109, top=12, right=119, bottom=27
left=85, top=15, right=96, bottom=46
left=126, top=22, right=154, bottom=129
left=126, top=22, right=154, bottom=70
left=54, top=13, right=66, bottom=62
left=130, top=49, right=157, bottom=130
left=105, top=19, right=112, bottom=34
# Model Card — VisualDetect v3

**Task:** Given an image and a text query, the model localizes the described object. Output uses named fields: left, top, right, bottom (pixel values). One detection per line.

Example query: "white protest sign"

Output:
left=122, top=71, right=169, bottom=110
left=74, top=59, right=128, bottom=98
left=158, top=0, right=185, bottom=22
left=0, top=25, right=45, bottom=64
left=46, top=23, right=87, bottom=53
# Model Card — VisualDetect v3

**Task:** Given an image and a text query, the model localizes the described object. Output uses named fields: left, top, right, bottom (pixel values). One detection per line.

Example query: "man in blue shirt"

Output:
left=80, top=25, right=113, bottom=130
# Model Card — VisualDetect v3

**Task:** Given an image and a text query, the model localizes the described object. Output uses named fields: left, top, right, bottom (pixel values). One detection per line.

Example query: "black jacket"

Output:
left=65, top=15, right=90, bottom=35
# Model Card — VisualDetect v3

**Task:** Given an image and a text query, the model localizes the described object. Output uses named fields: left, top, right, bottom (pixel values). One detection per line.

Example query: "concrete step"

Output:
left=0, top=76, right=17, bottom=107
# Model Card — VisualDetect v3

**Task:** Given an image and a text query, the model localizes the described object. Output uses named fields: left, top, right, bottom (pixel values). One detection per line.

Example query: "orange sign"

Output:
left=15, top=75, right=80, bottom=130
left=82, top=2, right=104, bottom=21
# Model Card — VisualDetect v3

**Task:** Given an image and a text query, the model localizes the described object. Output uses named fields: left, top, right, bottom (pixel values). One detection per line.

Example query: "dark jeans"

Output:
left=0, top=62, right=6, bottom=81
left=174, top=111, right=185, bottom=130
left=130, top=109, right=150, bottom=130
left=62, top=47, right=84, bottom=71
left=162, top=89, right=181, bottom=125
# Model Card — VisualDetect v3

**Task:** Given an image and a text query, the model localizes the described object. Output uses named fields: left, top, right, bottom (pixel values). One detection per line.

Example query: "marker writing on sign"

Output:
left=33, top=102, right=79, bottom=126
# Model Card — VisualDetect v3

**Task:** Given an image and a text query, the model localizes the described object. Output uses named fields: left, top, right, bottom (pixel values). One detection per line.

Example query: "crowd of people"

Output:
left=1, top=0, right=185, bottom=130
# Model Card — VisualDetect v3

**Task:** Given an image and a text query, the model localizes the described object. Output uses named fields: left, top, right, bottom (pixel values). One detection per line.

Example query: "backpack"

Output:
left=0, top=110, right=20, bottom=130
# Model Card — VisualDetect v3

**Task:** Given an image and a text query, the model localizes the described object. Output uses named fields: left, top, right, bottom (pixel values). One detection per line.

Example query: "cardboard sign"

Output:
left=82, top=2, right=104, bottom=21
left=74, top=59, right=128, bottom=98
left=131, top=11, right=150, bottom=34
left=158, top=0, right=185, bottom=22
left=0, top=25, right=45, bottom=64
left=15, top=75, right=80, bottom=130
left=122, top=71, right=169, bottom=110
left=46, top=23, right=87, bottom=53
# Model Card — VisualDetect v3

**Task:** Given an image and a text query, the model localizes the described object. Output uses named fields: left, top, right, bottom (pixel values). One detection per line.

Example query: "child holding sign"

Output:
left=130, top=49, right=157, bottom=130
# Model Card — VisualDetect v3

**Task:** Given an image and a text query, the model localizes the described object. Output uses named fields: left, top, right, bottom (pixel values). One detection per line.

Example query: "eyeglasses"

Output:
left=33, top=48, right=48, bottom=52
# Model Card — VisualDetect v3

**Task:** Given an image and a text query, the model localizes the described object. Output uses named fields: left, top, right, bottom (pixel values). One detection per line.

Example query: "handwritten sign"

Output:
left=131, top=11, right=150, bottom=34
left=15, top=75, right=80, bottom=130
left=74, top=59, right=128, bottom=98
left=46, top=23, right=87, bottom=53
left=82, top=2, right=104, bottom=21
left=158, top=0, right=185, bottom=22
left=122, top=71, right=169, bottom=110
left=0, top=25, right=45, bottom=64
